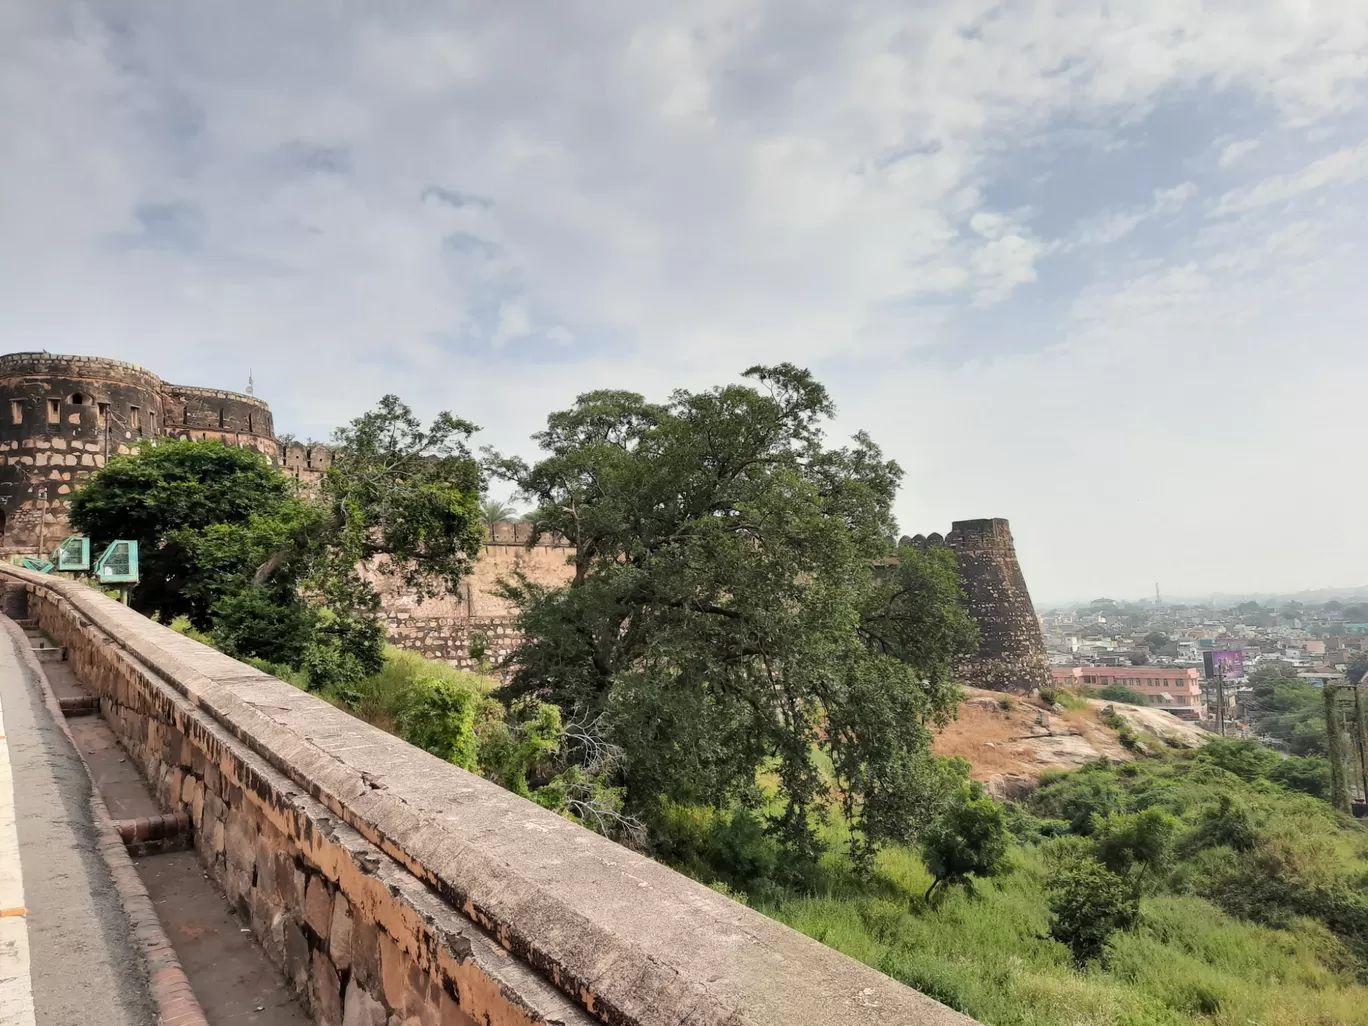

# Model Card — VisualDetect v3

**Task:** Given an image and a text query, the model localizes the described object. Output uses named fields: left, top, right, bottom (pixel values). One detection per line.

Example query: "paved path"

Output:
left=0, top=629, right=155, bottom=1025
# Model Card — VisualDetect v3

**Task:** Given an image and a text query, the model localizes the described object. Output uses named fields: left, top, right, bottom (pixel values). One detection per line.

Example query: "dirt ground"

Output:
left=932, top=688, right=1211, bottom=798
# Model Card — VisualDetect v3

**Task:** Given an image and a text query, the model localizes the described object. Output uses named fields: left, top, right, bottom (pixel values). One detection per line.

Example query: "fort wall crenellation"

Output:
left=0, top=352, right=277, bottom=552
left=0, top=353, right=1051, bottom=700
left=900, top=518, right=1054, bottom=695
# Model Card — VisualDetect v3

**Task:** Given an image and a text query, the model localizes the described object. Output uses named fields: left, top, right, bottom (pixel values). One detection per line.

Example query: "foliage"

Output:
left=394, top=674, right=481, bottom=770
left=920, top=792, right=1010, bottom=900
left=70, top=440, right=294, bottom=626
left=318, top=394, right=485, bottom=599
left=481, top=499, right=517, bottom=531
left=492, top=365, right=978, bottom=862
left=70, top=397, right=487, bottom=690
left=1247, top=675, right=1327, bottom=755
left=749, top=743, right=1368, bottom=1026
left=1093, top=807, right=1178, bottom=883
left=1046, top=853, right=1140, bottom=965
left=1143, top=632, right=1170, bottom=652
left=1093, top=684, right=1149, bottom=705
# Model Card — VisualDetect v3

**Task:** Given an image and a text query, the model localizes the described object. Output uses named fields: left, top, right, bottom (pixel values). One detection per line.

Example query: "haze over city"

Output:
left=4, top=0, right=1365, bottom=602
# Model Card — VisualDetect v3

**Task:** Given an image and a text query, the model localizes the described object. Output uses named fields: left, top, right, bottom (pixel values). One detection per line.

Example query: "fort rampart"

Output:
left=901, top=518, right=1053, bottom=695
left=0, top=353, right=276, bottom=553
left=0, top=564, right=976, bottom=1026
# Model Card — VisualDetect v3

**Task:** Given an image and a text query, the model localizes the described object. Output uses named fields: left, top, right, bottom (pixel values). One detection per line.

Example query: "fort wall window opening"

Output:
left=46, top=398, right=60, bottom=424
left=10, top=401, right=21, bottom=425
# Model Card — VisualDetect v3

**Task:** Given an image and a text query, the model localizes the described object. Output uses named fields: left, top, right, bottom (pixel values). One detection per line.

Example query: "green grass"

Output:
left=685, top=744, right=1368, bottom=1026
left=758, top=841, right=1368, bottom=1026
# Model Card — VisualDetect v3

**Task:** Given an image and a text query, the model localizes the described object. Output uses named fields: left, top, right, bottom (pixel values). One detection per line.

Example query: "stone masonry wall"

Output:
left=901, top=518, right=1053, bottom=695
left=3, top=565, right=976, bottom=1026
left=0, top=352, right=279, bottom=554
left=383, top=615, right=521, bottom=673
left=370, top=525, right=576, bottom=671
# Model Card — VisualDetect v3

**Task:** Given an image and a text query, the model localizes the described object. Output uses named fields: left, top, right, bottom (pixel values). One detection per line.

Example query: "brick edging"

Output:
left=0, top=615, right=210, bottom=1026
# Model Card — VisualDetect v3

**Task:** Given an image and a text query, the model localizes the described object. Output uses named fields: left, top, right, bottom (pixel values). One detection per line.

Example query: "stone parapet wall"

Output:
left=384, top=614, right=521, bottom=673
left=1, top=564, right=977, bottom=1026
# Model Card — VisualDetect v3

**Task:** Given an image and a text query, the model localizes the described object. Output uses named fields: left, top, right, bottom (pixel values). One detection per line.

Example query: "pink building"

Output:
left=1052, top=666, right=1205, bottom=720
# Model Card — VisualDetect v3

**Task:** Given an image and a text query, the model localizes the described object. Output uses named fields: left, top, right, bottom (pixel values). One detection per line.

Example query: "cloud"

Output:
left=1215, top=141, right=1368, bottom=213
left=2, top=0, right=1367, bottom=600
left=1218, top=139, right=1259, bottom=167
left=1066, top=182, right=1198, bottom=249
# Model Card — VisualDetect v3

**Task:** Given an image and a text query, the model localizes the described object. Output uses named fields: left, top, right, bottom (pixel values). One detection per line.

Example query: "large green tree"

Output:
left=494, top=365, right=977, bottom=859
left=69, top=396, right=486, bottom=689
left=69, top=440, right=296, bottom=625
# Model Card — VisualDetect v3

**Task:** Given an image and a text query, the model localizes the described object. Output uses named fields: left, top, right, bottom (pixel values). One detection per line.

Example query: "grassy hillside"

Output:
left=698, top=742, right=1368, bottom=1026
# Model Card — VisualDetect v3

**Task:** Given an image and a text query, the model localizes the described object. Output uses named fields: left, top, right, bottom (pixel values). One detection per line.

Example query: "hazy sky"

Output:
left=4, top=1, right=1366, bottom=604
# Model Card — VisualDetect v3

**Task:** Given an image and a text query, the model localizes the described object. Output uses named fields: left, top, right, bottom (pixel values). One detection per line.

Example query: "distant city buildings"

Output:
left=1036, top=593, right=1368, bottom=729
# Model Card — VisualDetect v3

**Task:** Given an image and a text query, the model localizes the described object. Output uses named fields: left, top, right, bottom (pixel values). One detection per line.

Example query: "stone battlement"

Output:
left=0, top=564, right=978, bottom=1026
left=0, top=351, right=278, bottom=553
left=164, top=384, right=274, bottom=411
left=901, top=518, right=1053, bottom=695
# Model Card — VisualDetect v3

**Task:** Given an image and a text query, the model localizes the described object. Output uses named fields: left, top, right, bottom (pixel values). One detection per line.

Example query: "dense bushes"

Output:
left=750, top=739, right=1368, bottom=1026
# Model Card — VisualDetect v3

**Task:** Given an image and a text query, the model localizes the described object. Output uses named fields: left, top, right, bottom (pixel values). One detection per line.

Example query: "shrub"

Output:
left=1093, top=807, right=1179, bottom=882
left=1031, top=770, right=1125, bottom=835
left=920, top=795, right=1010, bottom=900
left=1095, top=684, right=1149, bottom=705
left=210, top=586, right=315, bottom=666
left=395, top=675, right=480, bottom=770
left=1047, top=854, right=1140, bottom=965
left=1187, top=794, right=1259, bottom=854
left=1268, top=754, right=1332, bottom=799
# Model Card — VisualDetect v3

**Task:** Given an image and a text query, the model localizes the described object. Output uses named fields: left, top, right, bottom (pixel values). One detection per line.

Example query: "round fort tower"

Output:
left=900, top=518, right=1054, bottom=695
left=0, top=352, right=279, bottom=554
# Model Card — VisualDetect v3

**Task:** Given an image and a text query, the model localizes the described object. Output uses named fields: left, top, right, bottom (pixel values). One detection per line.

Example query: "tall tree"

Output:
left=69, top=440, right=295, bottom=625
left=493, top=365, right=977, bottom=859
left=70, top=397, right=486, bottom=691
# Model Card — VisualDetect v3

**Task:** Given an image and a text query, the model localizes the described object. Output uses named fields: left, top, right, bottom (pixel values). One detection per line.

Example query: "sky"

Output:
left=3, top=1, right=1366, bottom=605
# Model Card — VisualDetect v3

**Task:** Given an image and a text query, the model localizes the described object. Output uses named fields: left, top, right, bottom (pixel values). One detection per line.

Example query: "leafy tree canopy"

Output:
left=70, top=396, right=487, bottom=692
left=70, top=440, right=296, bottom=625
left=921, top=790, right=1010, bottom=899
left=492, top=364, right=979, bottom=860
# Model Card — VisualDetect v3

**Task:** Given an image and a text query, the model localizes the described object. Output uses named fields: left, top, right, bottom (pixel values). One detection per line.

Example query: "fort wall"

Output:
left=0, top=353, right=278, bottom=553
left=0, top=564, right=977, bottom=1026
left=901, top=518, right=1053, bottom=695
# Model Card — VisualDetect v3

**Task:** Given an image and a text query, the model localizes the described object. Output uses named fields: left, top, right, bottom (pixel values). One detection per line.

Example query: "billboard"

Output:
left=1203, top=649, right=1245, bottom=679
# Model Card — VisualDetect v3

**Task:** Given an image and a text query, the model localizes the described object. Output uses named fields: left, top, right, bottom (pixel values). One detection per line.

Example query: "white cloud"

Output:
left=1215, top=141, right=1368, bottom=213
left=1067, top=182, right=1199, bottom=249
left=1219, top=139, right=1259, bottom=167
left=1, top=0, right=1367, bottom=600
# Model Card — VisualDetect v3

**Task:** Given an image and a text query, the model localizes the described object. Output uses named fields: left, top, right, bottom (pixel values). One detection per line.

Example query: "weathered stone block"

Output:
left=342, top=982, right=388, bottom=1026
left=312, top=948, right=344, bottom=1026
left=225, top=809, right=256, bottom=873
left=330, top=893, right=354, bottom=970
left=304, top=874, right=333, bottom=941
left=284, top=918, right=311, bottom=994
left=351, top=917, right=382, bottom=993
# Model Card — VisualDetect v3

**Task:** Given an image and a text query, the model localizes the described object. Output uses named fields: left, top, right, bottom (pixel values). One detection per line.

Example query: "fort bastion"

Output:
left=0, top=352, right=1051, bottom=693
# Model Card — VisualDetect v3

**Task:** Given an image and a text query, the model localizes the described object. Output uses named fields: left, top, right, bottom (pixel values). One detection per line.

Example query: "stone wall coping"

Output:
left=0, top=565, right=976, bottom=1026
left=0, top=351, right=160, bottom=377
left=163, top=384, right=273, bottom=410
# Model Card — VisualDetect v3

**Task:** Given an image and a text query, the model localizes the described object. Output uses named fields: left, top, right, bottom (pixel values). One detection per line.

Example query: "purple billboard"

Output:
left=1203, top=649, right=1245, bottom=679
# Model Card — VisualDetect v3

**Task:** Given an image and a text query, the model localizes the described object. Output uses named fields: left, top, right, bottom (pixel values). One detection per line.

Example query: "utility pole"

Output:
left=1220, top=667, right=1231, bottom=738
